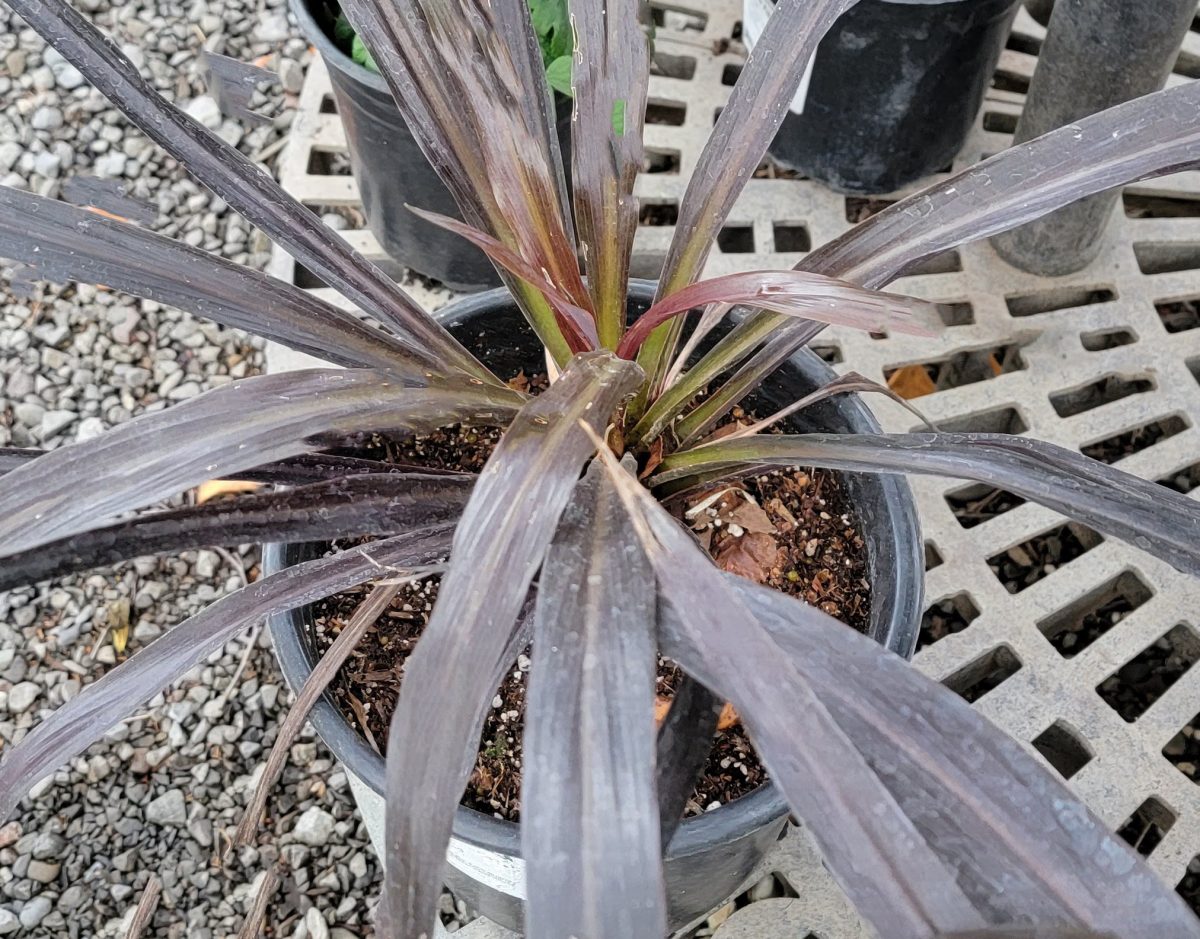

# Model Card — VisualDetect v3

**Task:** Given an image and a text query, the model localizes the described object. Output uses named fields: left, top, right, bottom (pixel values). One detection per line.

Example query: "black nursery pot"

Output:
left=291, top=0, right=571, bottom=292
left=762, top=0, right=1021, bottom=193
left=266, top=283, right=924, bottom=932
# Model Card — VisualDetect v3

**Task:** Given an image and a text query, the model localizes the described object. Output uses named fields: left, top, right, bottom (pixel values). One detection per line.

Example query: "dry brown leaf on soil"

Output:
left=639, top=436, right=665, bottom=480
left=714, top=531, right=779, bottom=584
left=716, top=702, right=739, bottom=731
left=723, top=498, right=776, bottom=535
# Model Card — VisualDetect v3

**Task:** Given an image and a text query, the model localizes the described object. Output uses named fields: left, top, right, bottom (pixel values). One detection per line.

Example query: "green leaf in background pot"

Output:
left=333, top=12, right=354, bottom=43
left=545, top=55, right=573, bottom=95
left=351, top=32, right=378, bottom=72
left=529, top=0, right=572, bottom=61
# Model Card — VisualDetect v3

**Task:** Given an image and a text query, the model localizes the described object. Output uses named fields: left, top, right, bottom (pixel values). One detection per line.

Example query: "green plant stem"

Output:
left=515, top=281, right=575, bottom=367
left=631, top=310, right=776, bottom=444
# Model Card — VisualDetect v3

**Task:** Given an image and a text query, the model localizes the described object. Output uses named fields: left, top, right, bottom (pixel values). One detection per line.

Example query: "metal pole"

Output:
left=991, top=0, right=1194, bottom=276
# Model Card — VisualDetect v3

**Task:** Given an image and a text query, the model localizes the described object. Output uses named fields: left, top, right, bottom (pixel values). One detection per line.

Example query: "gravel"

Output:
left=0, top=0, right=392, bottom=935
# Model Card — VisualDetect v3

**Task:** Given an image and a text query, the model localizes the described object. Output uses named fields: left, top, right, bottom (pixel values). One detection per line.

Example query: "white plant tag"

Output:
left=742, top=0, right=817, bottom=115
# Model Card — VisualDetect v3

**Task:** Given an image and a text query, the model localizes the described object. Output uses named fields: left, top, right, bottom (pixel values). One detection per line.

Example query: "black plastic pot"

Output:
left=291, top=0, right=571, bottom=292
left=755, top=0, right=1022, bottom=193
left=266, top=283, right=924, bottom=931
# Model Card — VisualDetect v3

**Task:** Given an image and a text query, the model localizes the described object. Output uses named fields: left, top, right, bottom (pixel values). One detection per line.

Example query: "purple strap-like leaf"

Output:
left=0, top=449, right=467, bottom=482
left=234, top=580, right=402, bottom=847
left=523, top=464, right=665, bottom=939
left=641, top=78, right=1200, bottom=445
left=0, top=525, right=453, bottom=825
left=0, top=186, right=432, bottom=372
left=406, top=206, right=598, bottom=351
left=652, top=432, right=1200, bottom=576
left=339, top=0, right=585, bottom=363
left=617, top=269, right=936, bottom=358
left=200, top=50, right=275, bottom=126
left=603, top=454, right=1200, bottom=936
left=635, top=0, right=858, bottom=389
left=653, top=673, right=720, bottom=845
left=4, top=0, right=489, bottom=382
left=378, top=352, right=643, bottom=938
left=700, top=572, right=1200, bottom=936
left=680, top=370, right=935, bottom=446
left=568, top=0, right=650, bottom=348
left=0, top=447, right=38, bottom=474
left=0, top=473, right=470, bottom=591
left=60, top=175, right=156, bottom=224
left=0, top=369, right=523, bottom=554
left=596, top=448, right=979, bottom=935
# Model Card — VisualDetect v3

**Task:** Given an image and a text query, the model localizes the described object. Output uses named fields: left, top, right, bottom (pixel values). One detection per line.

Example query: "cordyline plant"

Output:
left=3, top=0, right=1200, bottom=936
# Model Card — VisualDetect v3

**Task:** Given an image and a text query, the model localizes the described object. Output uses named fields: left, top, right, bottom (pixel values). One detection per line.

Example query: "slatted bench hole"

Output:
left=1125, top=193, right=1200, bottom=218
left=653, top=51, right=697, bottom=80
left=1116, top=797, right=1176, bottom=857
left=639, top=201, right=679, bottom=226
left=987, top=523, right=1102, bottom=594
left=917, top=592, right=980, bottom=651
left=1049, top=373, right=1154, bottom=418
left=943, top=644, right=1022, bottom=703
left=646, top=99, right=686, bottom=126
left=1032, top=722, right=1093, bottom=780
left=1135, top=242, right=1200, bottom=276
left=1159, top=297, right=1200, bottom=333
left=1080, top=414, right=1189, bottom=464
left=982, top=111, right=1019, bottom=134
left=945, top=483, right=1026, bottom=529
left=644, top=148, right=681, bottom=174
left=1037, top=570, right=1153, bottom=659
left=1159, top=461, right=1200, bottom=495
left=1006, top=284, right=1116, bottom=317
left=716, top=225, right=755, bottom=253
left=1081, top=327, right=1136, bottom=351
left=1097, top=623, right=1200, bottom=723
left=772, top=223, right=811, bottom=253
left=307, top=149, right=352, bottom=176
left=844, top=197, right=896, bottom=223
left=882, top=344, right=1025, bottom=397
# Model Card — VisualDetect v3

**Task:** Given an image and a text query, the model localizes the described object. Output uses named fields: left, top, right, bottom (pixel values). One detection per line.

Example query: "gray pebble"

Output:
left=185, top=95, right=223, bottom=129
left=18, top=896, right=52, bottom=929
left=305, top=907, right=330, bottom=939
left=6, top=682, right=40, bottom=714
left=40, top=409, right=77, bottom=440
left=4, top=50, right=27, bottom=78
left=0, top=909, right=17, bottom=935
left=30, top=107, right=64, bottom=131
left=76, top=416, right=106, bottom=441
left=292, top=806, right=336, bottom=847
left=256, top=13, right=291, bottom=42
left=145, top=788, right=188, bottom=826
left=13, top=401, right=45, bottom=428
left=279, top=58, right=304, bottom=93
left=27, top=859, right=60, bottom=883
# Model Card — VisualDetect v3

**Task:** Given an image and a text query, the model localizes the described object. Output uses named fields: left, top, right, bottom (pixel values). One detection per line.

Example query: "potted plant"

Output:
left=292, top=0, right=576, bottom=291
left=744, top=0, right=1022, bottom=193
left=3, top=0, right=1200, bottom=937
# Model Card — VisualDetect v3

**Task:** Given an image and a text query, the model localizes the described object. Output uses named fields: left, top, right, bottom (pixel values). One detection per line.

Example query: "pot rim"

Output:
left=290, top=0, right=391, bottom=95
left=266, top=280, right=923, bottom=859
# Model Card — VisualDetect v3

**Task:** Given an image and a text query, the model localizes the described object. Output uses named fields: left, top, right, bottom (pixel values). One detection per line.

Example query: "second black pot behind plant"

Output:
left=292, top=0, right=572, bottom=292
left=748, top=0, right=1021, bottom=194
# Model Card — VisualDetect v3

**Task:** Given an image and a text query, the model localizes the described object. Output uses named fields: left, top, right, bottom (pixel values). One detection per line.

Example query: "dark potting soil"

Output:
left=309, top=394, right=871, bottom=822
